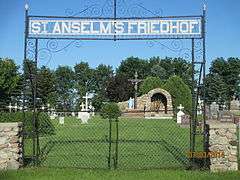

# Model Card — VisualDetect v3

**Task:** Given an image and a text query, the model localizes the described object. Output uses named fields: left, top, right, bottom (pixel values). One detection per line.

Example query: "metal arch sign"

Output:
left=28, top=17, right=202, bottom=39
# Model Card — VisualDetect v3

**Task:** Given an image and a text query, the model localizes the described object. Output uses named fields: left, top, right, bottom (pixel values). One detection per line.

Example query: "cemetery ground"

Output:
left=23, top=115, right=202, bottom=169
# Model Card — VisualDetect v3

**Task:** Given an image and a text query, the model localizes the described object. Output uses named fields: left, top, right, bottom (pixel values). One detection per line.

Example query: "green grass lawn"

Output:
left=1, top=168, right=240, bottom=180
left=24, top=116, right=200, bottom=169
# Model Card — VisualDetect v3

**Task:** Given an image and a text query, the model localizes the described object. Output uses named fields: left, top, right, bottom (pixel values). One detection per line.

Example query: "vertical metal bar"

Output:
left=202, top=4, right=207, bottom=168
left=35, top=39, right=40, bottom=165
left=32, top=38, right=38, bottom=166
left=190, top=38, right=195, bottom=167
left=22, top=4, right=29, bottom=166
left=115, top=118, right=119, bottom=169
left=108, top=119, right=112, bottom=169
left=113, top=0, right=117, bottom=41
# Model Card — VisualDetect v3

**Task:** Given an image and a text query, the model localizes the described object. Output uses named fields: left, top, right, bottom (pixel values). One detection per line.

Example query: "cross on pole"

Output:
left=128, top=71, right=142, bottom=109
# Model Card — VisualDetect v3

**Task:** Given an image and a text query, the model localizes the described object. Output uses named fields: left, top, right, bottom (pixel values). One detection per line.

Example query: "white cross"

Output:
left=80, top=102, right=85, bottom=111
left=14, top=103, right=18, bottom=112
left=177, top=104, right=184, bottom=111
left=7, top=103, right=13, bottom=112
left=83, top=92, right=91, bottom=111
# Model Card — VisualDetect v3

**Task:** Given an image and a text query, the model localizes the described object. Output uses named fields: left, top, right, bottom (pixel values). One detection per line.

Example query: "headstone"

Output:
left=205, top=105, right=211, bottom=120
left=7, top=103, right=13, bottom=112
left=71, top=112, right=75, bottom=117
left=177, top=104, right=185, bottom=124
left=50, top=115, right=55, bottom=120
left=197, top=98, right=203, bottom=115
left=80, top=102, right=85, bottom=111
left=230, top=98, right=240, bottom=111
left=78, top=112, right=90, bottom=124
left=219, top=111, right=234, bottom=122
left=181, top=115, right=190, bottom=125
left=210, top=102, right=219, bottom=120
left=59, top=117, right=64, bottom=124
left=88, top=104, right=95, bottom=116
left=92, top=106, right=95, bottom=116
left=14, top=103, right=18, bottom=112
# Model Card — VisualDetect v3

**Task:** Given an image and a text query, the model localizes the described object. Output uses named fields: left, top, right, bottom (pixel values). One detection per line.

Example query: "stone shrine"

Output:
left=118, top=88, right=173, bottom=119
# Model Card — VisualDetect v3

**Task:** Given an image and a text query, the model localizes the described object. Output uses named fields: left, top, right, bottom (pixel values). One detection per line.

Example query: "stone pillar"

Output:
left=0, top=122, right=23, bottom=169
left=208, top=121, right=238, bottom=172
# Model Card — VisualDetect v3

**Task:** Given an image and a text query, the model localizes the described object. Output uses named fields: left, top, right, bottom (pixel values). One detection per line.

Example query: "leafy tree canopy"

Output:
left=139, top=76, right=164, bottom=95
left=163, top=75, right=192, bottom=114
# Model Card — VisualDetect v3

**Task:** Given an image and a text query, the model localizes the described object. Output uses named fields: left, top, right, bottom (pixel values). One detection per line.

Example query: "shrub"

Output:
left=100, top=102, right=121, bottom=119
left=139, top=76, right=164, bottom=95
left=0, top=111, right=55, bottom=136
left=163, top=75, right=192, bottom=115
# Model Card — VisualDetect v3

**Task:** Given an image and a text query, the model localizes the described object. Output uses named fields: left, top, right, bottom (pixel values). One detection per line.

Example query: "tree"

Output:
left=94, top=64, right=113, bottom=92
left=55, top=66, right=75, bottom=111
left=150, top=64, right=167, bottom=80
left=92, top=64, right=113, bottom=110
left=139, top=76, right=163, bottom=95
left=163, top=75, right=192, bottom=114
left=149, top=57, right=192, bottom=88
left=37, top=66, right=56, bottom=105
left=209, top=57, right=240, bottom=101
left=205, top=73, right=228, bottom=106
left=74, top=62, right=95, bottom=104
left=0, top=58, right=20, bottom=106
left=116, top=56, right=150, bottom=79
left=106, top=74, right=134, bottom=102
left=100, top=102, right=121, bottom=119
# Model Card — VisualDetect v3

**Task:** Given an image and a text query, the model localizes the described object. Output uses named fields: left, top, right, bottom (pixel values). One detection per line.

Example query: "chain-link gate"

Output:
left=23, top=112, right=191, bottom=169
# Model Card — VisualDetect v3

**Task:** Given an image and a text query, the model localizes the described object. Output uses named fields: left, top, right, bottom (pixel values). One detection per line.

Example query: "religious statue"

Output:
left=128, top=97, right=134, bottom=109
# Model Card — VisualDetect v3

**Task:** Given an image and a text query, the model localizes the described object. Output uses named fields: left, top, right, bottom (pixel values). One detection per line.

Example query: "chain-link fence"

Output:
left=19, top=111, right=192, bottom=169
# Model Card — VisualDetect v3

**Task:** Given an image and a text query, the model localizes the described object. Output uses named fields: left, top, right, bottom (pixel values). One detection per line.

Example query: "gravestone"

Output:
left=218, top=111, right=234, bottom=123
left=80, top=102, right=85, bottom=111
left=71, top=112, right=75, bottom=117
left=59, top=117, right=64, bottom=124
left=181, top=115, right=190, bottom=125
left=7, top=103, right=13, bottom=112
left=88, top=104, right=95, bottom=117
left=177, top=104, right=185, bottom=124
left=210, top=102, right=219, bottom=120
left=230, top=99, right=240, bottom=111
left=78, top=112, right=90, bottom=124
left=92, top=106, right=95, bottom=116
left=197, top=98, right=203, bottom=115
left=50, top=115, right=55, bottom=120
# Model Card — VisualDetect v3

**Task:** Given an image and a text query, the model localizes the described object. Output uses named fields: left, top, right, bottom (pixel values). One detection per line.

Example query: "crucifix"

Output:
left=128, top=71, right=142, bottom=109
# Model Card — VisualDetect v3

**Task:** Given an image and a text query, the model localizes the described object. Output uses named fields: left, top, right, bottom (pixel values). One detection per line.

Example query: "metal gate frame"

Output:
left=22, top=0, right=207, bottom=169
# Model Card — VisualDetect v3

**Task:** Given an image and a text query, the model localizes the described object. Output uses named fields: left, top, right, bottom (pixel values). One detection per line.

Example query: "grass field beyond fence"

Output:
left=24, top=116, right=203, bottom=169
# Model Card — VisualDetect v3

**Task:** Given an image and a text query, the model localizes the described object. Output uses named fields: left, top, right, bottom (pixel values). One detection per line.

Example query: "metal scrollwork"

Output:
left=35, top=39, right=83, bottom=66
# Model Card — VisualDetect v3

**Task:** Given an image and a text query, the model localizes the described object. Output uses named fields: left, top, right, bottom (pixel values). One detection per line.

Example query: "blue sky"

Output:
left=0, top=0, right=240, bottom=70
